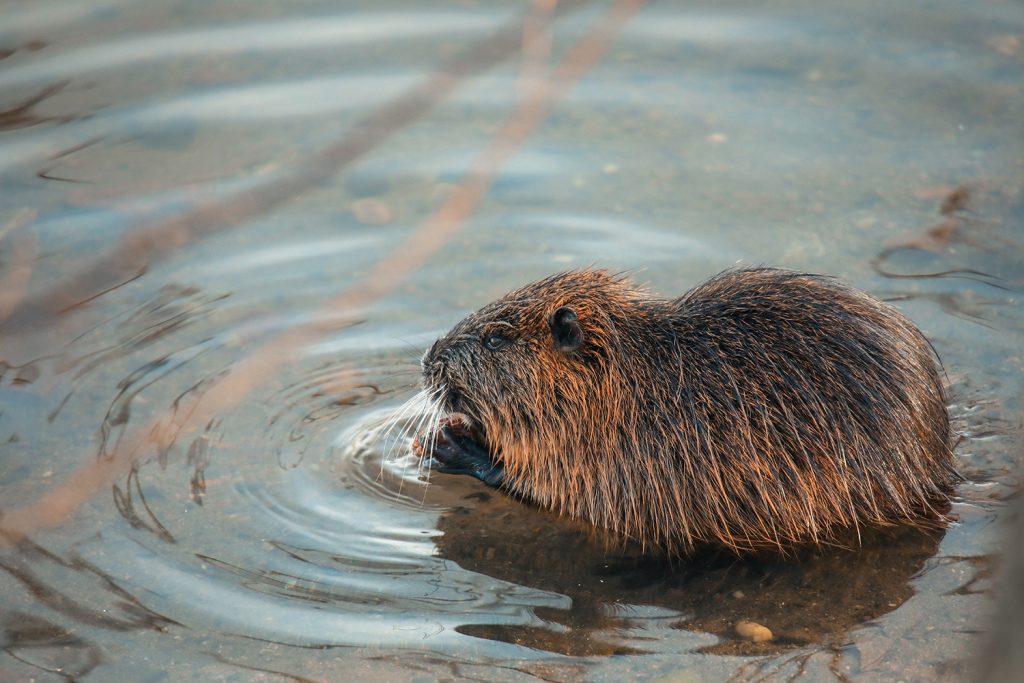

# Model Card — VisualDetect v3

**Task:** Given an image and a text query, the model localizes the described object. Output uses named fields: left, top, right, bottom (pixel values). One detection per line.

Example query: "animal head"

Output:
left=420, top=269, right=649, bottom=470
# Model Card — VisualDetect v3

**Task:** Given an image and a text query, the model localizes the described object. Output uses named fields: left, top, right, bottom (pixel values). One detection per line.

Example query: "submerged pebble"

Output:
left=735, top=621, right=773, bottom=643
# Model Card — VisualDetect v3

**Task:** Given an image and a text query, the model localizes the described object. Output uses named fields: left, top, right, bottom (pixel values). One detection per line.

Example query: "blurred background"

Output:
left=0, top=1, right=1021, bottom=680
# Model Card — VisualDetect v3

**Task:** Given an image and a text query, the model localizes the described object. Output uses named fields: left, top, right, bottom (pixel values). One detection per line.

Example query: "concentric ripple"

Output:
left=1, top=0, right=1021, bottom=681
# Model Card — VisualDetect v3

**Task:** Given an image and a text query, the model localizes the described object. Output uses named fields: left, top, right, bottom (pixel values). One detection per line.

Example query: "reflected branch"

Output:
left=2, top=0, right=596, bottom=331
left=0, top=210, right=37, bottom=323
left=0, top=0, right=647, bottom=546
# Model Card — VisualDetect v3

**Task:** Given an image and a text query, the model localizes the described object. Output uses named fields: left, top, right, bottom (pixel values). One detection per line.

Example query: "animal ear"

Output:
left=549, top=307, right=583, bottom=353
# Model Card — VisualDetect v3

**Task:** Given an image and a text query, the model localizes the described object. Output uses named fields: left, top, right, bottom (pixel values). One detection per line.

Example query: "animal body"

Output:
left=415, top=268, right=958, bottom=553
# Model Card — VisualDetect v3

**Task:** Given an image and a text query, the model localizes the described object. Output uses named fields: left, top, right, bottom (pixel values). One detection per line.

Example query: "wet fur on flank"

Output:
left=420, top=268, right=959, bottom=553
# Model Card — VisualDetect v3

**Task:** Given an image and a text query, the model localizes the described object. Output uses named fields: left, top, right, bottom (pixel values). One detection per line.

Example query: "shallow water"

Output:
left=1, top=1, right=1022, bottom=681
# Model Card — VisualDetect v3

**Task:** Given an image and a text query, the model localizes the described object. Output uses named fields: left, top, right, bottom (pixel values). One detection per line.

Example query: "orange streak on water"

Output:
left=0, top=210, right=37, bottom=323
left=0, top=0, right=647, bottom=546
left=6, top=1, right=596, bottom=330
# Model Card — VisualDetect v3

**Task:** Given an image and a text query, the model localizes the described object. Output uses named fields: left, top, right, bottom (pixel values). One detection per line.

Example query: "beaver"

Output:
left=414, top=267, right=958, bottom=553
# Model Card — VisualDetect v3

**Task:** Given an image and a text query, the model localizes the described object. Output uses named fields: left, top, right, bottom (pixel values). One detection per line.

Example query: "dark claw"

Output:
left=430, top=425, right=505, bottom=488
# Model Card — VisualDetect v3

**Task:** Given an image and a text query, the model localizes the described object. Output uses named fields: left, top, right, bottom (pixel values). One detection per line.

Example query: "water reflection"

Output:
left=1, top=611, right=103, bottom=682
left=0, top=536, right=178, bottom=634
left=434, top=483, right=944, bottom=657
left=0, top=0, right=1020, bottom=680
left=0, top=82, right=70, bottom=131
left=872, top=184, right=1022, bottom=292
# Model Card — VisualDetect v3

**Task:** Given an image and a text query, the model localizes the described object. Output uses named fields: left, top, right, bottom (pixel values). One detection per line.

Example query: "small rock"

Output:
left=735, top=620, right=773, bottom=643
left=854, top=215, right=878, bottom=229
left=350, top=198, right=394, bottom=225
left=987, top=34, right=1021, bottom=57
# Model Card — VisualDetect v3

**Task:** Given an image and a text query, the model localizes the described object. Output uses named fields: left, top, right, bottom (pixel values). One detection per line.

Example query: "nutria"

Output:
left=413, top=267, right=958, bottom=553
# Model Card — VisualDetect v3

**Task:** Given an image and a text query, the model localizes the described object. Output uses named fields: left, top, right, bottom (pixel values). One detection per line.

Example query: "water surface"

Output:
left=1, top=1, right=1022, bottom=681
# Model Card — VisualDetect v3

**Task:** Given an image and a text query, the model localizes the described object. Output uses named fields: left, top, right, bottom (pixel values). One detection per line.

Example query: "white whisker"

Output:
left=386, top=394, right=424, bottom=459
left=421, top=384, right=446, bottom=479
left=359, top=378, right=450, bottom=503
left=375, top=390, right=424, bottom=470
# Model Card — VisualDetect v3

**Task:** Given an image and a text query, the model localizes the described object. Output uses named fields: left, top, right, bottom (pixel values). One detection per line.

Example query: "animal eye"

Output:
left=484, top=334, right=509, bottom=351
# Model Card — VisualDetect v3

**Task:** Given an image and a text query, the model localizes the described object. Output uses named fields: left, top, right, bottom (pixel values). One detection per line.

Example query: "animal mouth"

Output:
left=412, top=412, right=488, bottom=460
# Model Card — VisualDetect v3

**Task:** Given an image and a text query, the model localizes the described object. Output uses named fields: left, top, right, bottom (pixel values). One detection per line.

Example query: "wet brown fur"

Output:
left=421, top=268, right=959, bottom=553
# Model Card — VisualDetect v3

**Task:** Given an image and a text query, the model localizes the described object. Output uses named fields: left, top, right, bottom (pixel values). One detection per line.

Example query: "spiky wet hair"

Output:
left=421, top=267, right=958, bottom=553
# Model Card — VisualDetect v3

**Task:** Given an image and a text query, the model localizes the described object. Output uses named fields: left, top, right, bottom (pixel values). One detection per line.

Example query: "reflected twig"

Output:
left=0, top=209, right=37, bottom=323
left=0, top=81, right=70, bottom=130
left=3, top=0, right=596, bottom=330
left=0, top=0, right=647, bottom=545
left=871, top=184, right=1016, bottom=290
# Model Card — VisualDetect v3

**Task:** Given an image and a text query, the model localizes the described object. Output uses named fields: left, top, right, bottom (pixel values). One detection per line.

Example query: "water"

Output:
left=1, top=1, right=1021, bottom=680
